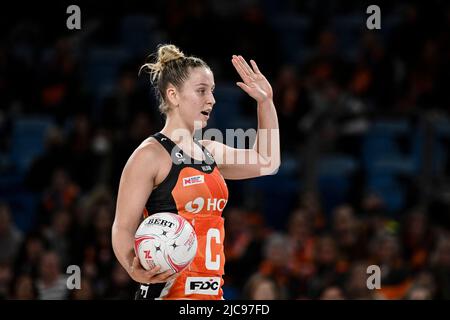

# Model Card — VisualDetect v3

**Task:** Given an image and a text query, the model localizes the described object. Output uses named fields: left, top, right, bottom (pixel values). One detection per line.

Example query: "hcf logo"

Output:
left=184, top=197, right=227, bottom=213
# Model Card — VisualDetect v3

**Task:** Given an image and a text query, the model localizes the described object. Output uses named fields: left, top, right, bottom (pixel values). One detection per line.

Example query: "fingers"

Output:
left=238, top=55, right=254, bottom=76
left=231, top=55, right=248, bottom=81
left=236, top=81, right=251, bottom=93
left=151, top=269, right=175, bottom=283
left=146, top=265, right=161, bottom=276
left=130, top=256, right=141, bottom=274
left=165, top=272, right=180, bottom=282
left=232, top=55, right=262, bottom=83
left=130, top=257, right=179, bottom=284
left=250, top=59, right=261, bottom=74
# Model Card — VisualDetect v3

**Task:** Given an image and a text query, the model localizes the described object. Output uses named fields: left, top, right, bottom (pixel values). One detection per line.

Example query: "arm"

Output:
left=112, top=143, right=176, bottom=284
left=201, top=55, right=280, bottom=180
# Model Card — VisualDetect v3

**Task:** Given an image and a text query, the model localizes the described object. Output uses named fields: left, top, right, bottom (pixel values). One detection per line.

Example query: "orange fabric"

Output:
left=171, top=166, right=228, bottom=277
left=144, top=166, right=228, bottom=299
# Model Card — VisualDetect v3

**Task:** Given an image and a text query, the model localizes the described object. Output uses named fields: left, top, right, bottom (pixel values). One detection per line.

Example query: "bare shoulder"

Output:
left=131, top=137, right=173, bottom=186
left=132, top=137, right=163, bottom=160
left=125, top=137, right=166, bottom=174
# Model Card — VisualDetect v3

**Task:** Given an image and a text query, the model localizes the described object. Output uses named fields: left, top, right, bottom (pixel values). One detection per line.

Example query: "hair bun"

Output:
left=157, top=44, right=185, bottom=66
left=139, top=44, right=185, bottom=82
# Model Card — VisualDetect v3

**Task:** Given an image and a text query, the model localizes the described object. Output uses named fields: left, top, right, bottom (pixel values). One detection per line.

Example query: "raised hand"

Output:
left=232, top=55, right=273, bottom=103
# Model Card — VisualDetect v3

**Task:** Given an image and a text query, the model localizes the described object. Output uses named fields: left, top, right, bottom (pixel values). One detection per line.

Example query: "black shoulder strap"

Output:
left=153, top=132, right=215, bottom=166
left=152, top=132, right=186, bottom=164
left=153, top=132, right=177, bottom=152
left=193, top=137, right=215, bottom=165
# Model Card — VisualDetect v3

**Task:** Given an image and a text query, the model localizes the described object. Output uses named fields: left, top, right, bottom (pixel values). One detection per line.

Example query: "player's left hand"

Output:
left=232, top=55, right=273, bottom=103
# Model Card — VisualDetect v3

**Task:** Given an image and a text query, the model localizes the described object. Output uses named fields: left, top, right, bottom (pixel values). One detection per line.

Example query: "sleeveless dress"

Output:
left=135, top=132, right=228, bottom=300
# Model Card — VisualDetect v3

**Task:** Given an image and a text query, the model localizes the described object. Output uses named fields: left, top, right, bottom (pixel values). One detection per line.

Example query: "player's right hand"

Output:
left=129, top=256, right=178, bottom=284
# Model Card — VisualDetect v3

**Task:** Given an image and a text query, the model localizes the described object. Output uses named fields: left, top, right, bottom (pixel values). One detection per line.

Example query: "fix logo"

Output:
left=184, top=197, right=227, bottom=213
left=183, top=175, right=205, bottom=187
left=144, top=250, right=152, bottom=259
left=185, top=277, right=221, bottom=295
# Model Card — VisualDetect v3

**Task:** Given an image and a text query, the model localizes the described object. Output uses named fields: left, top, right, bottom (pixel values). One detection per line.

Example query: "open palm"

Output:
left=232, top=55, right=273, bottom=103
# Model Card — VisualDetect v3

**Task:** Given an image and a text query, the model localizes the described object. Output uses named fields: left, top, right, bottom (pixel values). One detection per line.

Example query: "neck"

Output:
left=160, top=113, right=199, bottom=144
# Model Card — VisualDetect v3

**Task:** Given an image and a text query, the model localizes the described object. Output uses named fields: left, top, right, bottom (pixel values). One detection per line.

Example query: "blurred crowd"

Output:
left=0, top=0, right=449, bottom=299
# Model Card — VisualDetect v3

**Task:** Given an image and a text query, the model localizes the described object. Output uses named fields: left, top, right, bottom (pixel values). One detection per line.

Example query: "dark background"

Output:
left=0, top=0, right=449, bottom=300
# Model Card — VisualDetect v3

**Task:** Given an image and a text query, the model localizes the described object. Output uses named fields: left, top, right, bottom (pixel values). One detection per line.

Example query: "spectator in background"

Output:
left=109, top=112, right=155, bottom=191
left=13, top=232, right=47, bottom=278
left=287, top=209, right=316, bottom=283
left=0, top=263, right=13, bottom=299
left=400, top=208, right=434, bottom=272
left=10, top=273, right=38, bottom=300
left=0, top=202, right=23, bottom=264
left=308, top=234, right=348, bottom=298
left=39, top=168, right=80, bottom=226
left=99, top=64, right=158, bottom=135
left=369, top=231, right=412, bottom=300
left=36, top=37, right=86, bottom=123
left=80, top=246, right=99, bottom=287
left=36, top=251, right=68, bottom=300
left=403, top=270, right=437, bottom=300
left=319, top=286, right=346, bottom=300
left=332, top=205, right=367, bottom=261
left=404, top=285, right=433, bottom=300
left=241, top=273, right=281, bottom=300
left=359, top=192, right=389, bottom=239
left=297, top=191, right=326, bottom=231
left=273, top=66, right=307, bottom=153
left=25, top=126, right=69, bottom=192
left=43, top=209, right=73, bottom=267
left=357, top=31, right=396, bottom=111
left=83, top=202, right=115, bottom=293
left=258, top=233, right=296, bottom=299
left=224, top=207, right=264, bottom=292
left=66, top=113, right=98, bottom=191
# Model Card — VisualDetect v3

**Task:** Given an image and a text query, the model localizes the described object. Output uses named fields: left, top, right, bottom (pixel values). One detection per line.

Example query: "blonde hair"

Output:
left=139, top=44, right=210, bottom=115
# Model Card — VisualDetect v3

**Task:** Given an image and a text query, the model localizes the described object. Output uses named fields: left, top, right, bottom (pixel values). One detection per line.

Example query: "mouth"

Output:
left=200, top=109, right=212, bottom=118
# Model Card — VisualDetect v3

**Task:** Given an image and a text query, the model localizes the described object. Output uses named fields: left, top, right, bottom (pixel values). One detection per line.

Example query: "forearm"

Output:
left=112, top=223, right=136, bottom=275
left=253, top=99, right=280, bottom=168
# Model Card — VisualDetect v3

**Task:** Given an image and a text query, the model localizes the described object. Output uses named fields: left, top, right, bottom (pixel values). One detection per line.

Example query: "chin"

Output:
left=190, top=119, right=207, bottom=130
left=199, top=118, right=208, bottom=128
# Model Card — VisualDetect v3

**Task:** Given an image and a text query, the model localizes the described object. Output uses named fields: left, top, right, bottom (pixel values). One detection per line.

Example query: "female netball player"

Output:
left=111, top=44, right=280, bottom=300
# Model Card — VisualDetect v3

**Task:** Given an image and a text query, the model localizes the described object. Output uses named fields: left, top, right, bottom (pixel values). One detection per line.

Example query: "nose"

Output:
left=207, top=92, right=216, bottom=106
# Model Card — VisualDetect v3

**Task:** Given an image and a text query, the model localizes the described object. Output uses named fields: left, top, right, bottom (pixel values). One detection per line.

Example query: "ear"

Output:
left=165, top=84, right=179, bottom=108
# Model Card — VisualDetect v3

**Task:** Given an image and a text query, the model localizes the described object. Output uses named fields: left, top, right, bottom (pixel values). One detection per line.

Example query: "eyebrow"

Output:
left=196, top=83, right=215, bottom=89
